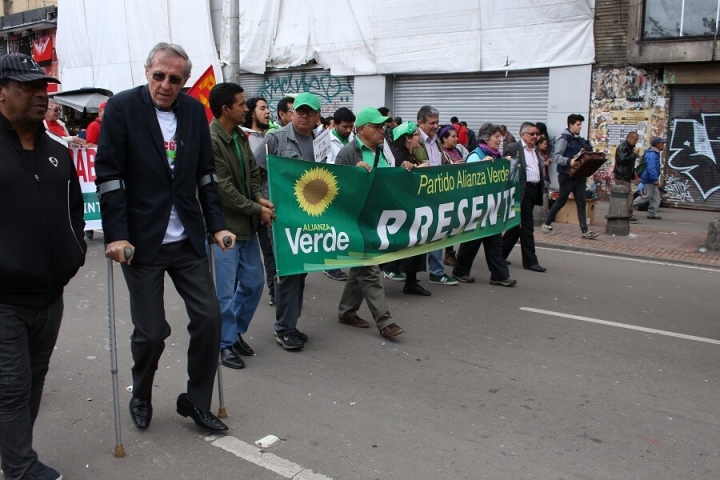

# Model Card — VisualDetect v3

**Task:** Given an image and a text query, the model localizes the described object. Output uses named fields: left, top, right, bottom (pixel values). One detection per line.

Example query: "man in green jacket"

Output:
left=209, top=82, right=275, bottom=369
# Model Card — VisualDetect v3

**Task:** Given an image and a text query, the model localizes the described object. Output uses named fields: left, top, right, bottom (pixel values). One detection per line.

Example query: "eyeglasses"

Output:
left=15, top=79, right=49, bottom=91
left=49, top=108, right=61, bottom=113
left=295, top=107, right=318, bottom=117
left=150, top=72, right=185, bottom=86
left=522, top=132, right=539, bottom=136
left=363, top=123, right=386, bottom=131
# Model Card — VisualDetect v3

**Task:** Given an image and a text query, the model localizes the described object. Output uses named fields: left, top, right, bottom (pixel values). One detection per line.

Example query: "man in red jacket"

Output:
left=85, top=101, right=106, bottom=145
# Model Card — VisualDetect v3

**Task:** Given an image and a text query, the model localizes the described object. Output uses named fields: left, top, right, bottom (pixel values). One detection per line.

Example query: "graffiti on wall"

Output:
left=663, top=174, right=694, bottom=203
left=250, top=72, right=354, bottom=118
left=589, top=66, right=667, bottom=200
left=666, top=114, right=720, bottom=201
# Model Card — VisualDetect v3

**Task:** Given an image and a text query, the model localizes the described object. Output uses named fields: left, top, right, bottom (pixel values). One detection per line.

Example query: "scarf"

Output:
left=45, top=120, right=67, bottom=138
left=475, top=142, right=501, bottom=159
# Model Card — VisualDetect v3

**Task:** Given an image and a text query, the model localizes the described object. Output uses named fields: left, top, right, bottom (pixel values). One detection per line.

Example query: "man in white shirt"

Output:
left=501, top=122, right=546, bottom=272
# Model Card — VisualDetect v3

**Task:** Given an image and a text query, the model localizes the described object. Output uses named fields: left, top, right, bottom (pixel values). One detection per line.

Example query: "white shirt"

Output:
left=156, top=109, right=187, bottom=244
left=522, top=139, right=541, bottom=184
left=419, top=128, right=442, bottom=166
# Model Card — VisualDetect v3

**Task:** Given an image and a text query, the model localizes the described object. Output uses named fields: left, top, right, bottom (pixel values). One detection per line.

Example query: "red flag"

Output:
left=187, top=66, right=216, bottom=123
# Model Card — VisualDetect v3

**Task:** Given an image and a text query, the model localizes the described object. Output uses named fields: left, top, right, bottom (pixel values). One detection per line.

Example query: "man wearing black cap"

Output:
left=0, top=53, right=87, bottom=480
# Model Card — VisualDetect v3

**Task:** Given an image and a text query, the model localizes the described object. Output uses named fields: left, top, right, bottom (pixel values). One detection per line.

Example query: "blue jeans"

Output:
left=213, top=237, right=264, bottom=349
left=428, top=249, right=445, bottom=276
left=0, top=297, right=63, bottom=480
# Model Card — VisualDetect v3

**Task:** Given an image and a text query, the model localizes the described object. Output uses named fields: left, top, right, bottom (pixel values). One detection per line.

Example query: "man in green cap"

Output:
left=256, top=92, right=321, bottom=350
left=334, top=107, right=404, bottom=339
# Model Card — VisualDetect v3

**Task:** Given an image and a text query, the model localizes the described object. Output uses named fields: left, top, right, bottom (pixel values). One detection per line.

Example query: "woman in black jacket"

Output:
left=381, top=122, right=431, bottom=296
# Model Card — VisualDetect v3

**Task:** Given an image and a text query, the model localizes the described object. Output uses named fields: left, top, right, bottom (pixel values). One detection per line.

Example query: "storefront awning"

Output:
left=51, top=88, right=113, bottom=113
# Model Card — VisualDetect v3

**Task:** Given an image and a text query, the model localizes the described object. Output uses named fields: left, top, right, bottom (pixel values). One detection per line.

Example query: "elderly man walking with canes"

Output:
left=95, top=42, right=235, bottom=433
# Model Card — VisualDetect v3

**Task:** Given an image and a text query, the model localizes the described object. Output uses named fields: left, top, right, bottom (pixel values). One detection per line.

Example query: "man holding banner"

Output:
left=335, top=107, right=404, bottom=338
left=255, top=92, right=321, bottom=350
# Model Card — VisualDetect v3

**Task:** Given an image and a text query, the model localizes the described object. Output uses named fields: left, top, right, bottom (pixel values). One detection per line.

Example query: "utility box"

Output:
left=555, top=199, right=596, bottom=225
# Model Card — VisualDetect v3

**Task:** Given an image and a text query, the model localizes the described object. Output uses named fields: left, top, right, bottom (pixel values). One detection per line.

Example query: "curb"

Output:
left=535, top=241, right=720, bottom=270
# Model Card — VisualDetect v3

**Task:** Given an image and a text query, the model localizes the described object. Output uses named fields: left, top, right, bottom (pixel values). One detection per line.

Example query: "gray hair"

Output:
left=417, top=105, right=439, bottom=124
left=477, top=123, right=502, bottom=143
left=145, top=42, right=192, bottom=78
left=519, top=121, right=536, bottom=135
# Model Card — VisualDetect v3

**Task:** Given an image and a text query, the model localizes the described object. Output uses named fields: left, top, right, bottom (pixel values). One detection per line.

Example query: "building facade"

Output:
left=592, top=0, right=720, bottom=210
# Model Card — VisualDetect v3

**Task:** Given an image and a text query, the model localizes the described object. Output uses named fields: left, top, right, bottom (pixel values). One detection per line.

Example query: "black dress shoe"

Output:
left=402, top=283, right=432, bottom=296
left=129, top=396, right=152, bottom=430
left=525, top=264, right=547, bottom=273
left=176, top=393, right=228, bottom=432
left=233, top=335, right=254, bottom=356
left=221, top=347, right=245, bottom=369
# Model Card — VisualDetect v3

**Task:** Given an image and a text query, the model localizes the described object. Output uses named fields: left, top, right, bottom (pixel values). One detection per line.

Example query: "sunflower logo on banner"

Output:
left=294, top=167, right=339, bottom=216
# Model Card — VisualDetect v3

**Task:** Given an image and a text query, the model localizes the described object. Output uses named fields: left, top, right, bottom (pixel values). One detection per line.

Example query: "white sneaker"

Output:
left=581, top=230, right=599, bottom=239
left=541, top=224, right=554, bottom=234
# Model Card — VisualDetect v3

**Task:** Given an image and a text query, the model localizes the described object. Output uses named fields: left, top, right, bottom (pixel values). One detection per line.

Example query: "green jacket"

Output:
left=210, top=118, right=263, bottom=240
left=412, top=136, right=451, bottom=165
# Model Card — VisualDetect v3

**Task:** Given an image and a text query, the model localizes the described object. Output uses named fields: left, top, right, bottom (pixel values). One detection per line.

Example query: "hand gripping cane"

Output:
left=107, top=246, right=133, bottom=458
left=208, top=235, right=233, bottom=418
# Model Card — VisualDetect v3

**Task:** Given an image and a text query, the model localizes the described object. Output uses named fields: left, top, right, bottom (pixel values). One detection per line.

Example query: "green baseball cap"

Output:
left=392, top=121, right=418, bottom=141
left=293, top=92, right=321, bottom=112
left=356, top=107, right=390, bottom=127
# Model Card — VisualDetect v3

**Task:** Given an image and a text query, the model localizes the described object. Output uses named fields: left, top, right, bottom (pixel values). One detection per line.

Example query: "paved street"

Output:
left=29, top=224, right=720, bottom=480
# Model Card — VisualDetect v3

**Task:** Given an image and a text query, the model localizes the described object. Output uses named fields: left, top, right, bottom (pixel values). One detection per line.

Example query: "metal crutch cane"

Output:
left=107, top=246, right=133, bottom=458
left=208, top=235, right=233, bottom=418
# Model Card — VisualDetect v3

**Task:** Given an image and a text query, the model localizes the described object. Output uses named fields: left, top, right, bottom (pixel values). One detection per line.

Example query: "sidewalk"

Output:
left=535, top=201, right=720, bottom=268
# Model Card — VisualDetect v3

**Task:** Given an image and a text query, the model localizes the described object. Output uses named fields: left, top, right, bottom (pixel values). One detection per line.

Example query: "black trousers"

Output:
left=257, top=222, right=276, bottom=298
left=452, top=233, right=509, bottom=281
left=546, top=175, right=589, bottom=233
left=502, top=182, right=540, bottom=267
left=121, top=239, right=220, bottom=412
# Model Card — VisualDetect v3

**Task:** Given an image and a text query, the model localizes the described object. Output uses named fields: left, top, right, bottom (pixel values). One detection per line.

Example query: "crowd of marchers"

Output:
left=1, top=42, right=665, bottom=480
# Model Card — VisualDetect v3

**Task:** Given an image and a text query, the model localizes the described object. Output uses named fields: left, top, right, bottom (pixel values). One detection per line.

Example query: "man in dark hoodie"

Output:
left=0, top=53, right=86, bottom=480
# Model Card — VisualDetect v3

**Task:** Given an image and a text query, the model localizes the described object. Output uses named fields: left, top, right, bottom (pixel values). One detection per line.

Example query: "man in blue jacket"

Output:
left=641, top=137, right=665, bottom=220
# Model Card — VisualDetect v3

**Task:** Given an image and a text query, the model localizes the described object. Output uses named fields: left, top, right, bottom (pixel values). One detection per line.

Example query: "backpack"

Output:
left=634, top=153, right=647, bottom=177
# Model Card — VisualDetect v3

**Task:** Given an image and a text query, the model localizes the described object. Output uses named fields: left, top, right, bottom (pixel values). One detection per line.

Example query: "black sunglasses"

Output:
left=150, top=72, right=184, bottom=86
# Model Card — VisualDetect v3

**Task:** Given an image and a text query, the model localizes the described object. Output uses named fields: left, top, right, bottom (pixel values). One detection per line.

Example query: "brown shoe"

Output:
left=380, top=323, right=404, bottom=338
left=338, top=315, right=370, bottom=328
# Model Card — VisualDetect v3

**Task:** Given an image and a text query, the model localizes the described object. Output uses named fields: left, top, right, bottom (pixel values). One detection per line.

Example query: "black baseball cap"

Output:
left=0, top=53, right=60, bottom=83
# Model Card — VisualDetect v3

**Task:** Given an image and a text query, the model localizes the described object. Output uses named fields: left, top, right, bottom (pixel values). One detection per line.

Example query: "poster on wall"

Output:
left=606, top=110, right=651, bottom=156
left=71, top=147, right=103, bottom=230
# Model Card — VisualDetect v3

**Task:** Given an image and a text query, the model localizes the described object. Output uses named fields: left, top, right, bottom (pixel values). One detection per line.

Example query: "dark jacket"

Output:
left=335, top=139, right=364, bottom=166
left=210, top=119, right=262, bottom=240
left=503, top=141, right=545, bottom=206
left=0, top=115, right=86, bottom=307
left=613, top=140, right=638, bottom=182
left=553, top=128, right=593, bottom=178
left=95, top=85, right=226, bottom=265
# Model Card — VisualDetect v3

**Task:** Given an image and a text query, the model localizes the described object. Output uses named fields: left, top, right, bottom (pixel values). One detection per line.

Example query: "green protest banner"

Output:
left=267, top=154, right=521, bottom=276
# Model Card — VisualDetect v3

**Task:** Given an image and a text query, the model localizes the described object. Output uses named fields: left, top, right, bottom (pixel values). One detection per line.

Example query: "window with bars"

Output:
left=643, top=0, right=720, bottom=39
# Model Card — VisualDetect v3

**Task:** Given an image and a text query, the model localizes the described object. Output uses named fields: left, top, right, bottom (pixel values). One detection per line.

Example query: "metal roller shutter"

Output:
left=392, top=71, right=549, bottom=137
left=666, top=85, right=720, bottom=210
left=238, top=68, right=354, bottom=119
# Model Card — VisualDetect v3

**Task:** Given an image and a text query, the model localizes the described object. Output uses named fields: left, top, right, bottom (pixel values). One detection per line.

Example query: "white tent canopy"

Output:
left=233, top=0, right=596, bottom=75
left=55, top=0, right=222, bottom=93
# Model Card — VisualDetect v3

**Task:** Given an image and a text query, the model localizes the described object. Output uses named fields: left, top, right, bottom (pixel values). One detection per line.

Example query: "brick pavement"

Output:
left=534, top=201, right=720, bottom=268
